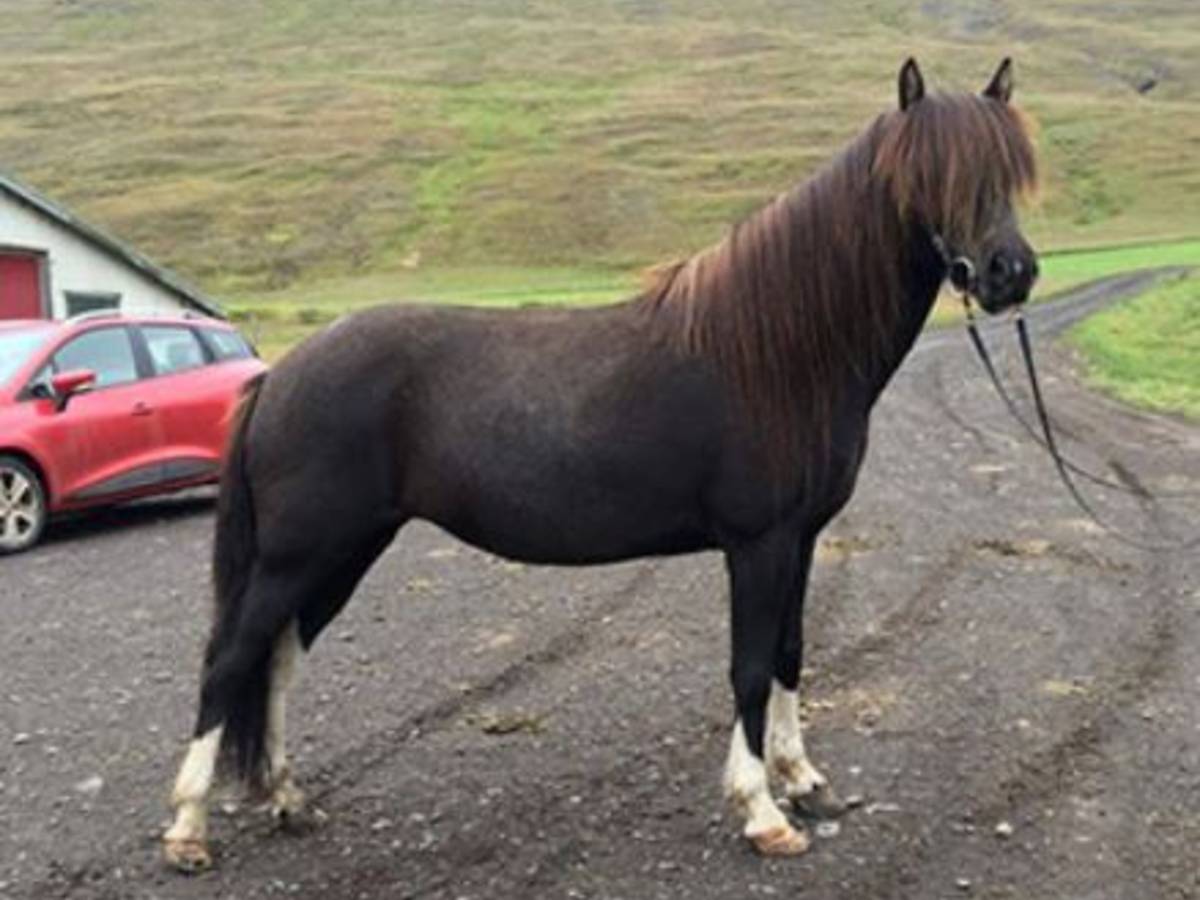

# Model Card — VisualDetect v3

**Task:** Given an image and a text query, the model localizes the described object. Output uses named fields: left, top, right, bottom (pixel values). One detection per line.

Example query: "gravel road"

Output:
left=3, top=272, right=1198, bottom=900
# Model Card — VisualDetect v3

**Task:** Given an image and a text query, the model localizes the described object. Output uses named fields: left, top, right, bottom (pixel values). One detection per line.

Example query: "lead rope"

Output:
left=958, top=295, right=1192, bottom=497
left=959, top=291, right=1200, bottom=552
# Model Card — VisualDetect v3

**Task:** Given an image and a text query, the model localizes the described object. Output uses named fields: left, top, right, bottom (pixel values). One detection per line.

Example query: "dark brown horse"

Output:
left=164, top=58, right=1038, bottom=869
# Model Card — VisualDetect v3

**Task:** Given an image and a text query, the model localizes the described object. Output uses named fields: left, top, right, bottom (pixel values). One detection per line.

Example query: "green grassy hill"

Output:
left=1, top=0, right=1197, bottom=313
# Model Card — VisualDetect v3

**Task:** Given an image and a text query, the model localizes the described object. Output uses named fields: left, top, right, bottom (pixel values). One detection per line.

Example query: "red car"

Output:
left=0, top=313, right=266, bottom=553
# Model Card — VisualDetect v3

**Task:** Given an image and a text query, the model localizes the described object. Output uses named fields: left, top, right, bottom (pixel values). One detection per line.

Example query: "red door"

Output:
left=135, top=324, right=229, bottom=481
left=31, top=325, right=164, bottom=506
left=0, top=254, right=45, bottom=320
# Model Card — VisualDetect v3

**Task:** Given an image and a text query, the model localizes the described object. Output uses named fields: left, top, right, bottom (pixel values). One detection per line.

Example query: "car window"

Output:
left=201, top=327, right=254, bottom=361
left=141, top=325, right=207, bottom=376
left=53, top=327, right=139, bottom=388
left=0, top=329, right=52, bottom=385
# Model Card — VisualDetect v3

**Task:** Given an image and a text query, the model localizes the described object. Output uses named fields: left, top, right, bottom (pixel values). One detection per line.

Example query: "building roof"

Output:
left=0, top=172, right=224, bottom=318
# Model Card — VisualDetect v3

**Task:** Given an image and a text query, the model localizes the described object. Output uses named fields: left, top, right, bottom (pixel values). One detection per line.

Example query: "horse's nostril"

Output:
left=989, top=254, right=1012, bottom=283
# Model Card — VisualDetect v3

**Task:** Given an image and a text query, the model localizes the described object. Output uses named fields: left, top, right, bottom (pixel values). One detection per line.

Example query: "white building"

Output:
left=0, top=173, right=223, bottom=321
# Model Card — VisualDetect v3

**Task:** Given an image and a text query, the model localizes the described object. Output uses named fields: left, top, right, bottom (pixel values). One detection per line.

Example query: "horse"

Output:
left=163, top=57, right=1038, bottom=869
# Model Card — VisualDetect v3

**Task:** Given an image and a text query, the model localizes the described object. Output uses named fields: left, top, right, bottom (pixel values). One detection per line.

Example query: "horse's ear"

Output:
left=983, top=57, right=1014, bottom=103
left=898, top=57, right=925, bottom=111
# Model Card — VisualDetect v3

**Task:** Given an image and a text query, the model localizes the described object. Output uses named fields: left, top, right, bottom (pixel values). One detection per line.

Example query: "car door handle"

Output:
left=131, top=401, right=154, bottom=417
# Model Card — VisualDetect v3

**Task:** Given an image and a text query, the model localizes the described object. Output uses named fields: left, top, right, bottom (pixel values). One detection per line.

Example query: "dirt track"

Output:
left=3, top=272, right=1198, bottom=900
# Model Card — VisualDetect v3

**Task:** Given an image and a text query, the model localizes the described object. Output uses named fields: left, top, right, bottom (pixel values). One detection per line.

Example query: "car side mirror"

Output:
left=50, top=368, right=96, bottom=412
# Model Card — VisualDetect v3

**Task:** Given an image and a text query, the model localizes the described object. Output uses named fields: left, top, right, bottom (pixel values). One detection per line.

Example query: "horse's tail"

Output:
left=200, top=372, right=271, bottom=782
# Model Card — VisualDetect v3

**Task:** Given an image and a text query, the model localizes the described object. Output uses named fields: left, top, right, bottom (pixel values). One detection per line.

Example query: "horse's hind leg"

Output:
left=261, top=528, right=398, bottom=824
left=165, top=573, right=302, bottom=872
left=264, top=620, right=304, bottom=821
left=164, top=562, right=306, bottom=872
left=163, top=725, right=223, bottom=871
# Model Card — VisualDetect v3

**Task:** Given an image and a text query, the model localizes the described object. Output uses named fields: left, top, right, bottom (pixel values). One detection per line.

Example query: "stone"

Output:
left=816, top=821, right=841, bottom=839
left=75, top=775, right=104, bottom=796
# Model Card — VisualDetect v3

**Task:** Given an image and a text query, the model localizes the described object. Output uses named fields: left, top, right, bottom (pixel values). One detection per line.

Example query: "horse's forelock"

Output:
left=874, top=93, right=1039, bottom=243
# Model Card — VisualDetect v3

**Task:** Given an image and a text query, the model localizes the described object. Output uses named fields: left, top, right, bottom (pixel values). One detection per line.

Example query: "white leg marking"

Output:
left=766, top=680, right=827, bottom=799
left=723, top=720, right=791, bottom=838
left=266, top=620, right=305, bottom=818
left=165, top=725, right=223, bottom=850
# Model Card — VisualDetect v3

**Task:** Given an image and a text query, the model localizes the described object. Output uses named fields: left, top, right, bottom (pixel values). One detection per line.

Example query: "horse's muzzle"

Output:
left=977, top=249, right=1038, bottom=313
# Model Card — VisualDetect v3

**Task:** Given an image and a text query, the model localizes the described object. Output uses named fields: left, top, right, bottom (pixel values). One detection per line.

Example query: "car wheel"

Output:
left=0, top=455, right=47, bottom=555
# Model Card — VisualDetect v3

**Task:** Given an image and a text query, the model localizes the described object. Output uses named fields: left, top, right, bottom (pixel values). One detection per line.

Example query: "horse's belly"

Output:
left=442, top=518, right=710, bottom=565
left=426, top=472, right=712, bottom=565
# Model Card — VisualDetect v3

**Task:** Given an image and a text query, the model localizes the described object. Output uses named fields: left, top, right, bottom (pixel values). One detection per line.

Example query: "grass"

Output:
left=1, top=0, right=1197, bottom=397
left=1068, top=272, right=1200, bottom=420
left=0, top=0, right=1198, bottom=304
left=1035, top=238, right=1200, bottom=297
left=231, top=265, right=638, bottom=359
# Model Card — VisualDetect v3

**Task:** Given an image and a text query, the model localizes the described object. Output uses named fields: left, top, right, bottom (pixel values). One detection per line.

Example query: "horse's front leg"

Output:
left=767, top=543, right=845, bottom=819
left=722, top=527, right=810, bottom=856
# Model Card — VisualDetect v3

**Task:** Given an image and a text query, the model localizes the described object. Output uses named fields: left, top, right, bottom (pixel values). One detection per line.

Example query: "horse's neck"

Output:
left=861, top=230, right=944, bottom=404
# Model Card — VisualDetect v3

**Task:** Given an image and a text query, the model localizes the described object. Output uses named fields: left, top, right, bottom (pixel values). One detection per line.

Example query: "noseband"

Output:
left=930, top=231, right=977, bottom=295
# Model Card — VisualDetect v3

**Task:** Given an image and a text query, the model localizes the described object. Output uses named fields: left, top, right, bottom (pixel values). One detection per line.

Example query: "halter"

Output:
left=931, top=229, right=1200, bottom=552
left=930, top=232, right=977, bottom=296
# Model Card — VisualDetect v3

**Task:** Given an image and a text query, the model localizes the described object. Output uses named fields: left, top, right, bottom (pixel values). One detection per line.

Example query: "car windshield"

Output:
left=0, top=328, right=52, bottom=387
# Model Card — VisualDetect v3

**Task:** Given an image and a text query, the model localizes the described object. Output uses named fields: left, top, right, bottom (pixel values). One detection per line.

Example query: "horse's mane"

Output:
left=635, top=91, right=1037, bottom=470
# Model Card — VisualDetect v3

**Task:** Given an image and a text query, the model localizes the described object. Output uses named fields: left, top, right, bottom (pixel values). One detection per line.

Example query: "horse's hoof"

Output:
left=749, top=824, right=811, bottom=857
left=163, top=838, right=212, bottom=873
left=270, top=783, right=306, bottom=823
left=270, top=789, right=324, bottom=835
left=791, top=783, right=848, bottom=820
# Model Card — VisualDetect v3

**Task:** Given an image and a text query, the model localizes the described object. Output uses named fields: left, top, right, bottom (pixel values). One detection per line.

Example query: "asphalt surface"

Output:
left=3, top=272, right=1198, bottom=900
